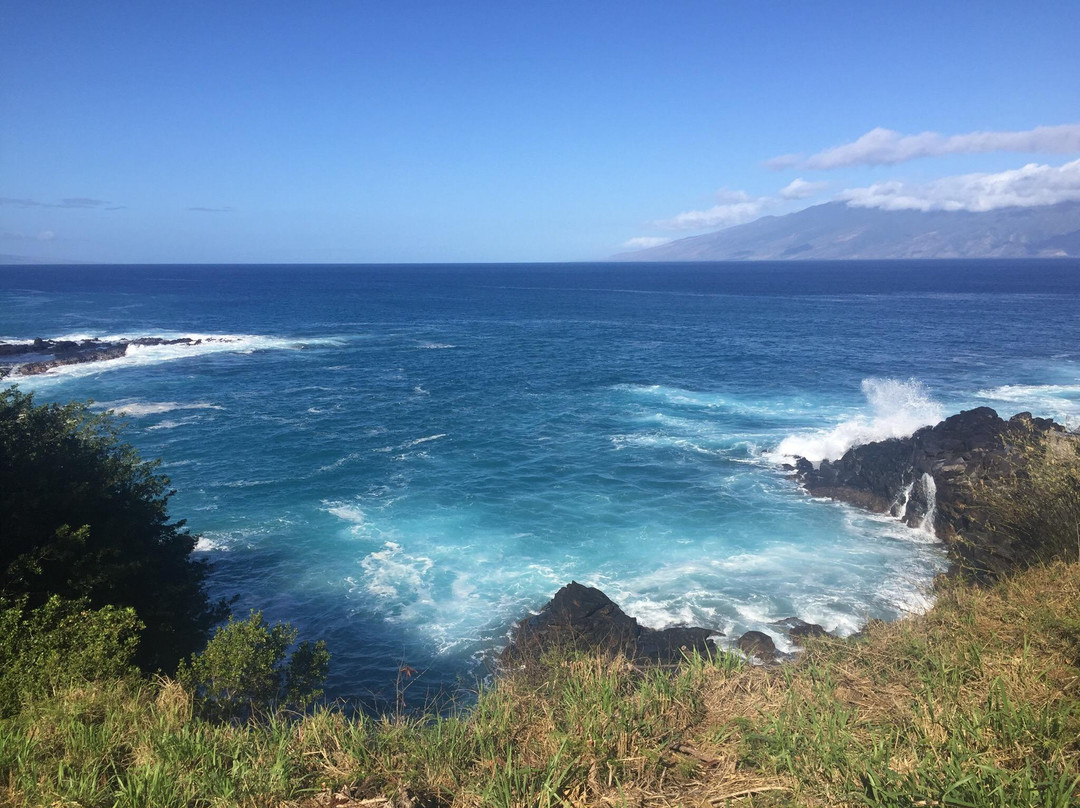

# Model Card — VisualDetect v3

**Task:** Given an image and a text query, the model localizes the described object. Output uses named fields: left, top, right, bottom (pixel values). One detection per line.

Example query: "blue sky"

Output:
left=2, top=1, right=1079, bottom=263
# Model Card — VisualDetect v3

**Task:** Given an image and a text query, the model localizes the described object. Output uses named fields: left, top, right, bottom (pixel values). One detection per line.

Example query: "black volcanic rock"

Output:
left=502, top=581, right=719, bottom=666
left=795, top=407, right=1075, bottom=581
left=770, top=616, right=830, bottom=644
left=736, top=630, right=780, bottom=662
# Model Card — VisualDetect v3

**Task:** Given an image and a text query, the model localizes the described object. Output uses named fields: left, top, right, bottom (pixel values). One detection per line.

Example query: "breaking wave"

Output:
left=773, top=378, right=944, bottom=463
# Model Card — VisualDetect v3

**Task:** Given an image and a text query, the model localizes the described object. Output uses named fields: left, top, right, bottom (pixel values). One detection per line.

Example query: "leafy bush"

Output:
left=177, top=611, right=330, bottom=721
left=0, top=387, right=225, bottom=672
left=0, top=596, right=143, bottom=717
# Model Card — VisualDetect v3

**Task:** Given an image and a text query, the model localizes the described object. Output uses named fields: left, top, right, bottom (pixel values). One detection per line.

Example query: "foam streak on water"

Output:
left=2, top=261, right=1078, bottom=701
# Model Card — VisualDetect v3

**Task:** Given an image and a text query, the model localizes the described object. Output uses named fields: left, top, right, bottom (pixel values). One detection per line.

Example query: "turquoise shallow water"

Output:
left=3, top=261, right=1080, bottom=702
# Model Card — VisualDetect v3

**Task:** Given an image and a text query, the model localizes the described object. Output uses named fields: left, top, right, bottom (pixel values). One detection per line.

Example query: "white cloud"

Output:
left=779, top=178, right=827, bottom=199
left=622, top=236, right=673, bottom=250
left=36, top=230, right=56, bottom=241
left=770, top=123, right=1080, bottom=170
left=839, top=157, right=1080, bottom=212
left=0, top=196, right=112, bottom=209
left=654, top=189, right=766, bottom=231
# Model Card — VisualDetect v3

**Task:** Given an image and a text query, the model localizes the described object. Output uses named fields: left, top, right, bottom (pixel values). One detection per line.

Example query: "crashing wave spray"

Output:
left=775, top=378, right=944, bottom=463
left=918, top=473, right=937, bottom=536
left=891, top=480, right=915, bottom=521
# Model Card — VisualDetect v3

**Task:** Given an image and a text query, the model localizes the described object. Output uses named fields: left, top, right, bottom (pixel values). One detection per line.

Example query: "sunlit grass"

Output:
left=1, top=563, right=1078, bottom=807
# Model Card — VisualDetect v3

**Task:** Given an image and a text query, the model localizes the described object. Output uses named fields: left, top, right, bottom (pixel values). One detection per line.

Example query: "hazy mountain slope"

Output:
left=614, top=201, right=1080, bottom=261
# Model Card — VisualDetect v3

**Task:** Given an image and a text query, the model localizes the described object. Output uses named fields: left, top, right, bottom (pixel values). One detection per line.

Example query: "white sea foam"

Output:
left=317, top=452, right=362, bottom=473
left=194, top=536, right=228, bottom=552
left=772, top=378, right=944, bottom=463
left=975, top=383, right=1080, bottom=420
left=147, top=418, right=201, bottom=430
left=361, top=541, right=434, bottom=600
left=614, top=383, right=805, bottom=419
left=610, top=433, right=722, bottom=456
left=417, top=342, right=456, bottom=349
left=96, top=400, right=225, bottom=417
left=324, top=501, right=367, bottom=524
left=400, top=434, right=447, bottom=449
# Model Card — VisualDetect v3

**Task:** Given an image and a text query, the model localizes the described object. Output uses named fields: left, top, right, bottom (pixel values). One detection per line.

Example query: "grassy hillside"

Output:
left=2, top=559, right=1078, bottom=807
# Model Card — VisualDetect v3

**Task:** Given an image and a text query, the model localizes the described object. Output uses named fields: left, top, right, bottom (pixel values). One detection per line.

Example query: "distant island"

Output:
left=615, top=200, right=1080, bottom=261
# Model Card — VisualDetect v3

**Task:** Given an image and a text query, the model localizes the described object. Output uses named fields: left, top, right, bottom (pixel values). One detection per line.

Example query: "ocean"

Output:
left=3, top=260, right=1079, bottom=702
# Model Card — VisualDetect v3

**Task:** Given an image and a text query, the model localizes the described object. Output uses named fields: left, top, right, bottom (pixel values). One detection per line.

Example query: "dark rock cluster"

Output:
left=501, top=582, right=838, bottom=669
left=0, top=336, right=215, bottom=378
left=502, top=581, right=718, bottom=666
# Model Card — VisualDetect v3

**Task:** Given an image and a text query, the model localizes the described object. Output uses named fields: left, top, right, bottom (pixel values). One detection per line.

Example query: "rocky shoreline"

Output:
left=792, top=406, right=1075, bottom=581
left=0, top=336, right=225, bottom=378
left=507, top=407, right=1077, bottom=667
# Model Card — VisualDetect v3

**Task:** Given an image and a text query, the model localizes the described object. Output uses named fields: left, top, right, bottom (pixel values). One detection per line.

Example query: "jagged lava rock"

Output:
left=502, top=581, right=719, bottom=666
left=736, top=630, right=781, bottom=663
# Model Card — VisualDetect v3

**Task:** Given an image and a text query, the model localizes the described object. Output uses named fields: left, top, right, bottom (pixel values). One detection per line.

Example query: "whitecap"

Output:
left=399, top=434, right=447, bottom=449
left=317, top=452, right=362, bottom=473
left=96, top=400, right=224, bottom=417
left=610, top=433, right=720, bottom=455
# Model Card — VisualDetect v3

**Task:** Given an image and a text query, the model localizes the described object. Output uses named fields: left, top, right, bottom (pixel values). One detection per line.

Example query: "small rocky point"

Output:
left=0, top=336, right=223, bottom=378
left=794, top=406, right=1077, bottom=581
left=502, top=581, right=719, bottom=666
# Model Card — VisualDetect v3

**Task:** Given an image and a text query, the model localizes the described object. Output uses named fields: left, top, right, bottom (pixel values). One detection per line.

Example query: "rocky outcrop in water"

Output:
left=769, top=617, right=830, bottom=644
left=502, top=581, right=719, bottom=666
left=795, top=407, right=1075, bottom=581
left=0, top=337, right=214, bottom=378
left=736, top=630, right=782, bottom=663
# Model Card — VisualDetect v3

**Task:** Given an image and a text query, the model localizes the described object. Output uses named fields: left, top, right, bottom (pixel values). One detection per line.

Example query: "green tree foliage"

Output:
left=0, top=596, right=143, bottom=717
left=177, top=611, right=330, bottom=721
left=0, top=387, right=225, bottom=672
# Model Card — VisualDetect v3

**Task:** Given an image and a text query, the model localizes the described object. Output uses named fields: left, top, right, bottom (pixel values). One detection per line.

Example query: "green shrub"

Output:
left=177, top=611, right=330, bottom=721
left=0, top=387, right=226, bottom=672
left=0, top=596, right=143, bottom=717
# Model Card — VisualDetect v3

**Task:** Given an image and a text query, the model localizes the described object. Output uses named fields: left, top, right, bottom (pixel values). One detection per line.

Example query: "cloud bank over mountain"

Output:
left=615, top=200, right=1080, bottom=261
left=622, top=123, right=1080, bottom=256
left=768, top=123, right=1080, bottom=170
left=840, top=158, right=1080, bottom=212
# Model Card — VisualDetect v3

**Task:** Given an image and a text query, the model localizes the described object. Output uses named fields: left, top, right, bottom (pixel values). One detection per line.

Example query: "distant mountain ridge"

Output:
left=614, top=201, right=1080, bottom=261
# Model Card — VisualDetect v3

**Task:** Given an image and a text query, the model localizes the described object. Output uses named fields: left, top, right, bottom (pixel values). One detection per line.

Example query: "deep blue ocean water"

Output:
left=3, top=260, right=1079, bottom=702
